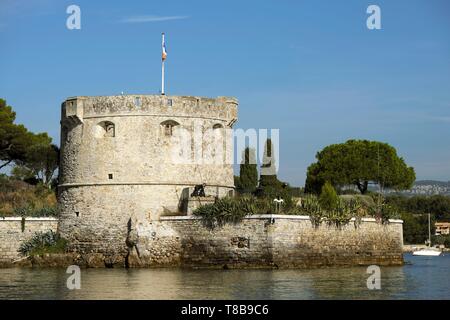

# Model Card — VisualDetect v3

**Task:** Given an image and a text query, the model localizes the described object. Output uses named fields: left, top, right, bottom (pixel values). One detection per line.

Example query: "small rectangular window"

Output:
left=167, top=99, right=173, bottom=107
left=134, top=97, right=141, bottom=107
left=108, top=174, right=113, bottom=180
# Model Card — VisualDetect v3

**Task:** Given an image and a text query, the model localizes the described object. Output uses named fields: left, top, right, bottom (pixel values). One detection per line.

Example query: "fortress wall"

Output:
left=0, top=215, right=404, bottom=268
left=81, top=95, right=238, bottom=120
left=127, top=215, right=404, bottom=268
left=57, top=185, right=233, bottom=257
left=0, top=217, right=58, bottom=266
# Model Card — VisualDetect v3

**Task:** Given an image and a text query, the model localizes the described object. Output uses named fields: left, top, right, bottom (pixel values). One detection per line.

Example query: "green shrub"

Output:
left=30, top=206, right=58, bottom=217
left=195, top=192, right=370, bottom=229
left=301, top=195, right=325, bottom=227
left=13, top=205, right=58, bottom=217
left=301, top=195, right=364, bottom=228
left=369, top=199, right=400, bottom=224
left=194, top=195, right=300, bottom=228
left=18, top=231, right=67, bottom=256
left=193, top=197, right=249, bottom=229
left=432, top=235, right=450, bottom=247
left=326, top=198, right=362, bottom=228
left=319, top=182, right=339, bottom=211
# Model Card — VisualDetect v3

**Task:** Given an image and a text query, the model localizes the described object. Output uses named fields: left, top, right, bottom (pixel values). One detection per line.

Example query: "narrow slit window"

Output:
left=160, top=120, right=179, bottom=137
left=134, top=97, right=141, bottom=107
left=165, top=124, right=173, bottom=136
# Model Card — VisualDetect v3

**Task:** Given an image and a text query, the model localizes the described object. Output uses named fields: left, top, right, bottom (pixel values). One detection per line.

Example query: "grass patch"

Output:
left=18, top=231, right=67, bottom=256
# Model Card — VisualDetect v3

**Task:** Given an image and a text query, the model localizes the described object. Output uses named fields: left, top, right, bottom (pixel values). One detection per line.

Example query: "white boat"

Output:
left=412, top=213, right=442, bottom=256
left=412, top=248, right=442, bottom=256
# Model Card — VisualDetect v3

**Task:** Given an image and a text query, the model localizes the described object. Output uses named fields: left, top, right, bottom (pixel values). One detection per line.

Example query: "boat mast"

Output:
left=428, top=213, right=431, bottom=247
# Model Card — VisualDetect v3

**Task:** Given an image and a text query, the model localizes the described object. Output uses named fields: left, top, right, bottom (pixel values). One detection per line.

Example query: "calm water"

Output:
left=0, top=254, right=449, bottom=300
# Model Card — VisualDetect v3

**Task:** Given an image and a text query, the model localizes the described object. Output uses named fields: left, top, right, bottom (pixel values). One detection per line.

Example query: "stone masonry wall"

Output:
left=127, top=215, right=404, bottom=268
left=0, top=217, right=58, bottom=266
left=0, top=215, right=403, bottom=268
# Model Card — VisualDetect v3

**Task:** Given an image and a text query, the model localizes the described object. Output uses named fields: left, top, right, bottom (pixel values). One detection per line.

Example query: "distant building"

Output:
left=435, top=222, right=450, bottom=236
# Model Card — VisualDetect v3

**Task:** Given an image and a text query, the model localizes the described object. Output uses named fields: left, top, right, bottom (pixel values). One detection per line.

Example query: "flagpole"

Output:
left=161, top=33, right=165, bottom=95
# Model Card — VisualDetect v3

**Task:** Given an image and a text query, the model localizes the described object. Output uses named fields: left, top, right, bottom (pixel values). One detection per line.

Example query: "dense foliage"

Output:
left=303, top=184, right=366, bottom=228
left=400, top=212, right=435, bottom=244
left=386, top=195, right=450, bottom=221
left=193, top=195, right=304, bottom=229
left=233, top=139, right=296, bottom=210
left=18, top=231, right=67, bottom=256
left=305, top=140, right=415, bottom=194
left=0, top=98, right=59, bottom=187
left=194, top=187, right=386, bottom=229
left=432, top=234, right=450, bottom=247
left=0, top=99, right=32, bottom=169
left=381, top=195, right=450, bottom=244
left=193, top=196, right=257, bottom=229
left=0, top=174, right=57, bottom=217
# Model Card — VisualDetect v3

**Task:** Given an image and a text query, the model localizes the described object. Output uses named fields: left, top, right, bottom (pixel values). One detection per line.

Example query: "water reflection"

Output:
left=0, top=254, right=448, bottom=300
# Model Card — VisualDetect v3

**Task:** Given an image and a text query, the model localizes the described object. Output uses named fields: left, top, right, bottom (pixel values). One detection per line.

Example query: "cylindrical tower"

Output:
left=58, top=95, right=238, bottom=258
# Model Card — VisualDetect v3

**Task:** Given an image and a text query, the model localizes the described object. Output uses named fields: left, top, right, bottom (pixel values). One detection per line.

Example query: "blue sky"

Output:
left=1, top=0, right=450, bottom=186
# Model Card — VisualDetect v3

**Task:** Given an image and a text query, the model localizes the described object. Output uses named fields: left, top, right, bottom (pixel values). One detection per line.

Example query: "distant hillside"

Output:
left=382, top=180, right=450, bottom=196
left=414, top=180, right=450, bottom=187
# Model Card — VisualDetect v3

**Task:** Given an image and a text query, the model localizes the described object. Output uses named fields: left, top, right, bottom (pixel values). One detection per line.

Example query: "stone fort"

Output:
left=52, top=94, right=404, bottom=268
left=57, top=95, right=238, bottom=259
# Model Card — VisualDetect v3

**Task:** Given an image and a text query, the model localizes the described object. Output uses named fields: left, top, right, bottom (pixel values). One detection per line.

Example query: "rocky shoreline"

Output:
left=1, top=253, right=126, bottom=269
left=1, top=251, right=405, bottom=269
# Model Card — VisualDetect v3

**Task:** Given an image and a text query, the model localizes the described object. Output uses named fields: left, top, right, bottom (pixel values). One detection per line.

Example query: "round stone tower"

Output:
left=58, top=95, right=238, bottom=258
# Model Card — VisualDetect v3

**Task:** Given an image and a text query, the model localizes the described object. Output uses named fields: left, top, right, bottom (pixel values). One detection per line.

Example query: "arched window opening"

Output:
left=97, top=121, right=115, bottom=138
left=213, top=123, right=223, bottom=130
left=160, top=120, right=179, bottom=137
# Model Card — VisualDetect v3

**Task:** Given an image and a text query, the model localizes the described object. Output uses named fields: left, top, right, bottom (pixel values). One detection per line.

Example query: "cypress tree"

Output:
left=238, top=147, right=258, bottom=193
left=259, top=138, right=280, bottom=190
left=257, top=139, right=293, bottom=209
left=319, top=181, right=338, bottom=211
